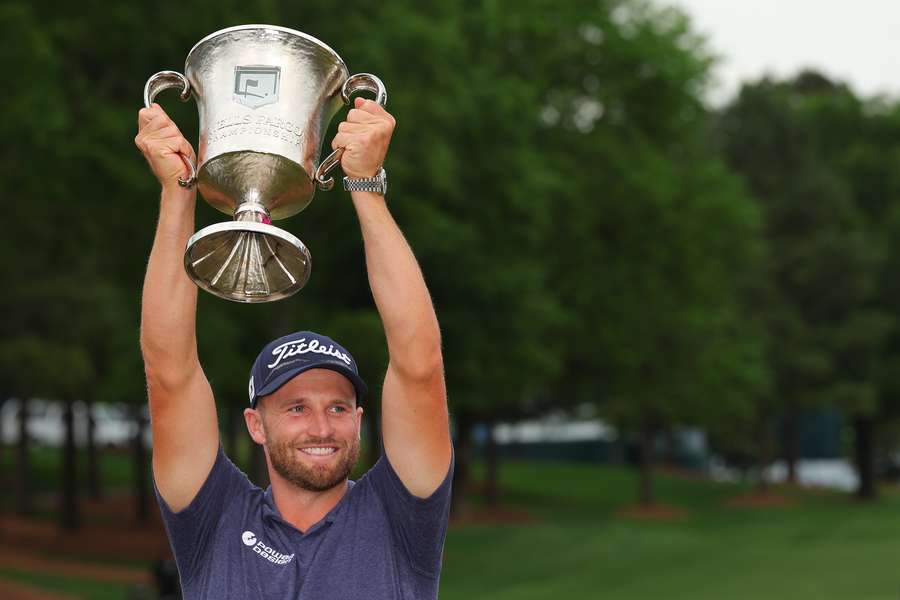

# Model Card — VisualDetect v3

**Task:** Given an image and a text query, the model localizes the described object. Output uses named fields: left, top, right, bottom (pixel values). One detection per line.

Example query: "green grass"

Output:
left=439, top=461, right=900, bottom=600
left=4, top=456, right=900, bottom=599
left=0, top=445, right=135, bottom=493
left=0, top=569, right=131, bottom=599
left=0, top=445, right=138, bottom=522
left=0, top=438, right=374, bottom=495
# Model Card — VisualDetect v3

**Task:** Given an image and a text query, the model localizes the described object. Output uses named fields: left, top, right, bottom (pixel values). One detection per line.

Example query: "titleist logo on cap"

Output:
left=267, top=338, right=353, bottom=370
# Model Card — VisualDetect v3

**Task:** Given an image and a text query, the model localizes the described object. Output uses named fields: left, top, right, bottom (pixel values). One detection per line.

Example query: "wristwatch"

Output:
left=343, top=168, right=387, bottom=196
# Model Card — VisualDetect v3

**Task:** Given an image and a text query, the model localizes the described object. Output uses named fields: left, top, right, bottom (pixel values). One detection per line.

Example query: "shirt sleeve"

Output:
left=153, top=445, right=254, bottom=584
left=366, top=445, right=455, bottom=578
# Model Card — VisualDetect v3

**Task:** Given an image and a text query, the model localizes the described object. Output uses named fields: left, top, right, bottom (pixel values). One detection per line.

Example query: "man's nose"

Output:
left=308, top=408, right=335, bottom=437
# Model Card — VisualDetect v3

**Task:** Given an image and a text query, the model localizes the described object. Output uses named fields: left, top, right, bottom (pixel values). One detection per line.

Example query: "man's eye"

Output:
left=290, top=405, right=305, bottom=413
left=330, top=406, right=347, bottom=413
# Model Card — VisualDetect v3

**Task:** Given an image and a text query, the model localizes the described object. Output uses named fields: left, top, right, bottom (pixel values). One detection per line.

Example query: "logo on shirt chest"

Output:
left=241, top=530, right=295, bottom=566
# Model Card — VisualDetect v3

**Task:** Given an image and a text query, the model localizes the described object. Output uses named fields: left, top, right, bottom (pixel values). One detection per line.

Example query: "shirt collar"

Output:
left=262, top=479, right=356, bottom=532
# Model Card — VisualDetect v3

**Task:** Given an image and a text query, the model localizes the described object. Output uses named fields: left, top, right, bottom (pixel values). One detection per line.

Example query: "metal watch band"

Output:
left=343, top=168, right=386, bottom=195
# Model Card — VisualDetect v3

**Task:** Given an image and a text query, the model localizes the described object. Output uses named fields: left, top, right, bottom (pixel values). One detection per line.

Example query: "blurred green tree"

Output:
left=531, top=1, right=767, bottom=506
left=4, top=0, right=564, bottom=518
left=718, top=73, right=897, bottom=499
left=2, top=0, right=785, bottom=520
left=789, top=75, right=900, bottom=500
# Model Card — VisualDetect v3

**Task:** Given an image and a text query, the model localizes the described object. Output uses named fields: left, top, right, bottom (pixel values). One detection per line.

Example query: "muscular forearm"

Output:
left=351, top=192, right=442, bottom=378
left=140, top=185, right=200, bottom=383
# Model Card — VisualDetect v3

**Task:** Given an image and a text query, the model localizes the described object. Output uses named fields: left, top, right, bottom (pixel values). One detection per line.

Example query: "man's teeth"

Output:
left=301, top=447, right=337, bottom=455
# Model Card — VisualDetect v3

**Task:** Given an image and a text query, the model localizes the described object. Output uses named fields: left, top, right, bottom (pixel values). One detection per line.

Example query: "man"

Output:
left=135, top=95, right=453, bottom=599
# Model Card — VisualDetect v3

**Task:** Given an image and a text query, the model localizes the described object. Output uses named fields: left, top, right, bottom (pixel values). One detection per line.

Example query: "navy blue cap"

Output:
left=248, top=331, right=367, bottom=409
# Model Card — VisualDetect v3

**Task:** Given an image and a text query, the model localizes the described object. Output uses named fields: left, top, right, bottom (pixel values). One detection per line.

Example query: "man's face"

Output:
left=250, top=368, right=362, bottom=492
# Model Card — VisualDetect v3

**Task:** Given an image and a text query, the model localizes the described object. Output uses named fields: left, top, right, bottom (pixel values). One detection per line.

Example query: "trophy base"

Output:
left=184, top=221, right=311, bottom=303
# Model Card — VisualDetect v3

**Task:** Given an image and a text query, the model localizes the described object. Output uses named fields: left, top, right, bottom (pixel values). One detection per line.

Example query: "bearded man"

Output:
left=135, top=94, right=453, bottom=599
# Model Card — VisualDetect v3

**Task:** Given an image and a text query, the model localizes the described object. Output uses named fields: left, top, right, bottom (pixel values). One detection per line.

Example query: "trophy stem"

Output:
left=234, top=202, right=272, bottom=224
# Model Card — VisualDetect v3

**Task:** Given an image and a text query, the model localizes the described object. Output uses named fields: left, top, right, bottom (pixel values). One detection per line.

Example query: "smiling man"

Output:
left=135, top=96, right=453, bottom=599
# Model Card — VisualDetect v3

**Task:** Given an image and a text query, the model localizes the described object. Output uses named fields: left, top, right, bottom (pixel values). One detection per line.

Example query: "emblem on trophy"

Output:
left=233, top=66, right=281, bottom=108
left=143, top=25, right=387, bottom=302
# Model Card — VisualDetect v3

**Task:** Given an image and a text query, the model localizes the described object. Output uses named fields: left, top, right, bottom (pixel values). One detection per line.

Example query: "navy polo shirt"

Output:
left=154, top=445, right=454, bottom=599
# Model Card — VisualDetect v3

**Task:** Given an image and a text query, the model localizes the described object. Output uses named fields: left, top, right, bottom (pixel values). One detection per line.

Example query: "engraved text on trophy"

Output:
left=208, top=114, right=303, bottom=145
left=233, top=65, right=280, bottom=109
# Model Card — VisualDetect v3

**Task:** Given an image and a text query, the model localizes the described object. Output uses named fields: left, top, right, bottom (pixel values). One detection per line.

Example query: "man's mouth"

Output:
left=299, top=446, right=339, bottom=457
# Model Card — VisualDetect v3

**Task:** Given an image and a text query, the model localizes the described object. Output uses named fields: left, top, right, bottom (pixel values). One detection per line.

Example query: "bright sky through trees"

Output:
left=666, top=0, right=900, bottom=105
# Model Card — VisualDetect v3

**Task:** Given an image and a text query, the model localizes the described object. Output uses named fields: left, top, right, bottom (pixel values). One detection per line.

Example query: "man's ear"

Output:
left=356, top=406, right=364, bottom=440
left=244, top=408, right=267, bottom=445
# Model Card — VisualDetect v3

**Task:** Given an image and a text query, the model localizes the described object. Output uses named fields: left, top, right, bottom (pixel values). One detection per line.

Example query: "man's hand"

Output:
left=331, top=97, right=396, bottom=178
left=135, top=103, right=196, bottom=190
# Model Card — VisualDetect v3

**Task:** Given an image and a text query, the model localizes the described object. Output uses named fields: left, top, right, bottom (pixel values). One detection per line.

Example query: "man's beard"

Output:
left=265, top=431, right=360, bottom=492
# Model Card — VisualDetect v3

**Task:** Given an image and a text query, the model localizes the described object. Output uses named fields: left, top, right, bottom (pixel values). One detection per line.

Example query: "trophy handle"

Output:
left=315, top=73, right=388, bottom=191
left=142, top=70, right=198, bottom=188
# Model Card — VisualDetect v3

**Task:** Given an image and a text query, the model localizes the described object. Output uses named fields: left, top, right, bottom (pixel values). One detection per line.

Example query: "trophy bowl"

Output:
left=143, top=25, right=387, bottom=302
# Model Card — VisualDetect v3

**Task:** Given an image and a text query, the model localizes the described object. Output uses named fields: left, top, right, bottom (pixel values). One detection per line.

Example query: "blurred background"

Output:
left=3, top=0, right=900, bottom=598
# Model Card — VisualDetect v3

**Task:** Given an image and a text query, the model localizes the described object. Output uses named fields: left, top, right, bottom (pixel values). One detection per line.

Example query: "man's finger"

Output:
left=153, top=123, right=182, bottom=139
left=141, top=104, right=173, bottom=128
left=138, top=107, right=157, bottom=127
left=338, top=121, right=368, bottom=133
left=144, top=125, right=184, bottom=143
left=347, top=108, right=381, bottom=124
left=146, top=118, right=180, bottom=139
left=178, top=138, right=196, bottom=166
left=331, top=132, right=352, bottom=151
left=355, top=97, right=391, bottom=118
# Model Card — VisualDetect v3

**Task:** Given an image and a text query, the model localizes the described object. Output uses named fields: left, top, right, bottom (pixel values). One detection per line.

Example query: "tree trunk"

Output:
left=365, top=403, right=381, bottom=471
left=85, top=398, right=101, bottom=500
left=60, top=398, right=80, bottom=530
left=450, top=410, right=474, bottom=518
left=15, top=398, right=31, bottom=516
left=783, top=412, right=799, bottom=484
left=250, top=442, right=270, bottom=489
left=664, top=429, right=678, bottom=467
left=755, top=416, right=772, bottom=493
left=0, top=397, right=5, bottom=494
left=484, top=417, right=500, bottom=506
left=638, top=422, right=656, bottom=506
left=853, top=415, right=878, bottom=501
left=225, top=410, right=241, bottom=464
left=133, top=408, right=150, bottom=523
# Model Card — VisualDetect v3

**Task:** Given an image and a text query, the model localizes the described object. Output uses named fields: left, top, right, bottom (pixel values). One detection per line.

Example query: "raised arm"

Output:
left=332, top=98, right=452, bottom=497
left=135, top=104, right=219, bottom=512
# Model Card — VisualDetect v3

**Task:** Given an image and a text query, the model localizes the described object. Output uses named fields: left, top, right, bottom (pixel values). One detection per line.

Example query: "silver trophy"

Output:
left=143, top=25, right=387, bottom=302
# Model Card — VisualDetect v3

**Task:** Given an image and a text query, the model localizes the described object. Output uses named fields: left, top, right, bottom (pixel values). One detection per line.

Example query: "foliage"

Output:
left=717, top=73, right=900, bottom=493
